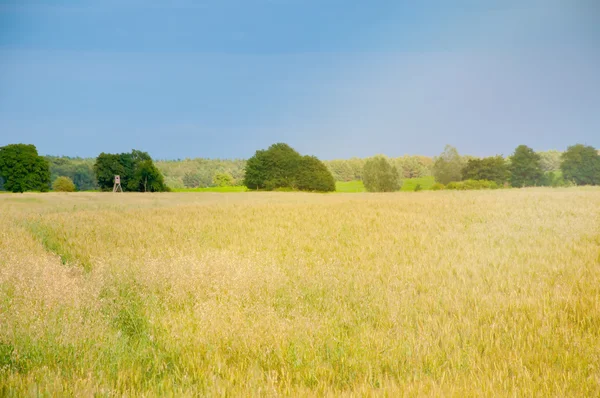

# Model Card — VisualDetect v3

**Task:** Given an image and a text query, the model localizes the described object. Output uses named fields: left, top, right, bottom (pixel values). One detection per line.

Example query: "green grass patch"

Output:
left=336, top=181, right=365, bottom=193
left=172, top=186, right=248, bottom=193
left=336, top=177, right=436, bottom=192
left=400, top=176, right=435, bottom=192
left=21, top=220, right=92, bottom=272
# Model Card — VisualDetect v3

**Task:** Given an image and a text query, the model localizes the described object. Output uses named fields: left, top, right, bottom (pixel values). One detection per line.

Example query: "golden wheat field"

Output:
left=1, top=189, right=599, bottom=396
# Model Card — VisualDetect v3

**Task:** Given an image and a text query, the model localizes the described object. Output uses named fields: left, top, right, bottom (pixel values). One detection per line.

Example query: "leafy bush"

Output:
left=431, top=182, right=445, bottom=191
left=213, top=172, right=235, bottom=187
left=52, top=176, right=76, bottom=192
left=414, top=184, right=422, bottom=192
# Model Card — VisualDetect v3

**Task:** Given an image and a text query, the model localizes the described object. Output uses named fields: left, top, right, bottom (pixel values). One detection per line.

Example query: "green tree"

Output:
left=0, top=144, right=51, bottom=193
left=296, top=156, right=336, bottom=192
left=462, top=156, right=509, bottom=184
left=183, top=171, right=202, bottom=188
left=509, top=145, right=543, bottom=187
left=244, top=143, right=334, bottom=191
left=94, top=153, right=125, bottom=191
left=94, top=150, right=168, bottom=192
left=243, top=143, right=303, bottom=190
left=52, top=176, right=76, bottom=192
left=433, top=145, right=465, bottom=185
left=560, top=144, right=600, bottom=185
left=538, top=150, right=562, bottom=172
left=213, top=172, right=234, bottom=187
left=130, top=160, right=169, bottom=192
left=362, top=156, right=400, bottom=192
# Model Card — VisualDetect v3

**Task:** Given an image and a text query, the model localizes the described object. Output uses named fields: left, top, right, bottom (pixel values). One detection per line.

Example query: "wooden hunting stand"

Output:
left=113, top=175, right=123, bottom=193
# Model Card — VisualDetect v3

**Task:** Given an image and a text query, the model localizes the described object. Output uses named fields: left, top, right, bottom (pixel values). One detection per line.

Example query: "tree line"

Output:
left=430, top=144, right=600, bottom=189
left=0, top=142, right=598, bottom=193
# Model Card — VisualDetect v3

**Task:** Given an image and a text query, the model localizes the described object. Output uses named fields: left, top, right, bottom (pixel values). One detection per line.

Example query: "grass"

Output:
left=336, top=176, right=436, bottom=192
left=336, top=180, right=365, bottom=192
left=400, top=176, right=435, bottom=191
left=1, top=189, right=599, bottom=396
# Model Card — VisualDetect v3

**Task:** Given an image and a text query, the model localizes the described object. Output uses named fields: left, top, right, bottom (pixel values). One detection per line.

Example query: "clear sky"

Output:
left=0, top=0, right=598, bottom=159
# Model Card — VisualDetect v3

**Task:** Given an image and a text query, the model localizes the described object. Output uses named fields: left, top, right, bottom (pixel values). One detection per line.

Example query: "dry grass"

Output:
left=1, top=189, right=599, bottom=396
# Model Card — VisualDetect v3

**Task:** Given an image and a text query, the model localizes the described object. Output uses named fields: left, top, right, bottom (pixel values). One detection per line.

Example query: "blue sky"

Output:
left=0, top=0, right=599, bottom=159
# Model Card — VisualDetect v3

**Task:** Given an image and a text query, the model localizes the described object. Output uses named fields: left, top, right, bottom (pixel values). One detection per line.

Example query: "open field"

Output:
left=336, top=177, right=436, bottom=193
left=1, top=189, right=600, bottom=396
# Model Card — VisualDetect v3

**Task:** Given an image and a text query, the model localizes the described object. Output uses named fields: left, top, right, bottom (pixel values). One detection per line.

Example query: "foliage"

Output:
left=462, top=156, right=509, bottom=184
left=446, top=180, right=499, bottom=190
left=94, top=150, right=168, bottom=192
left=325, top=156, right=432, bottom=182
left=296, top=156, right=336, bottom=192
left=158, top=158, right=246, bottom=189
left=0, top=144, right=51, bottom=193
left=509, top=145, right=543, bottom=187
left=560, top=144, right=600, bottom=186
left=414, top=184, right=422, bottom=192
left=362, top=156, right=401, bottom=192
left=52, top=176, right=76, bottom=192
left=131, top=160, right=169, bottom=192
left=244, top=143, right=334, bottom=191
left=538, top=150, right=562, bottom=172
left=433, top=145, right=465, bottom=185
left=431, top=182, right=445, bottom=191
left=45, top=156, right=97, bottom=191
left=212, top=172, right=235, bottom=187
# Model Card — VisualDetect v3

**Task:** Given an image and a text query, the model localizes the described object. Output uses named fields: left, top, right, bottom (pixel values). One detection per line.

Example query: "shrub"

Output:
left=414, top=184, right=422, bottom=192
left=213, top=172, right=235, bottom=187
left=431, top=183, right=445, bottom=191
left=52, top=176, right=76, bottom=192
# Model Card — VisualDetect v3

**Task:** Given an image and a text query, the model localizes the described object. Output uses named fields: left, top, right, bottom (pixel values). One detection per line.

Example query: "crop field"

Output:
left=1, top=189, right=600, bottom=396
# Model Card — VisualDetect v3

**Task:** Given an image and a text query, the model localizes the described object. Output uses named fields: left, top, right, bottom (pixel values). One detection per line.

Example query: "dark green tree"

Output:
left=296, top=156, right=336, bottom=192
left=94, top=153, right=126, bottom=191
left=509, top=145, right=543, bottom=187
left=129, top=160, right=168, bottom=192
left=362, top=156, right=400, bottom=192
left=243, top=143, right=303, bottom=190
left=0, top=144, right=51, bottom=193
left=560, top=144, right=600, bottom=186
left=462, top=156, right=509, bottom=184
left=244, top=143, right=334, bottom=191
left=94, top=150, right=167, bottom=192
left=433, top=145, right=465, bottom=185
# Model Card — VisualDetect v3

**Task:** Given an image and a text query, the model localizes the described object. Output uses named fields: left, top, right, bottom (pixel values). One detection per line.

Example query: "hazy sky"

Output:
left=0, top=0, right=598, bottom=159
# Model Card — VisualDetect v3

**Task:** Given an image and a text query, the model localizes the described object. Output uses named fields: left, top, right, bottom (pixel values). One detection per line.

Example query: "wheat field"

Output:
left=1, top=189, right=599, bottom=396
